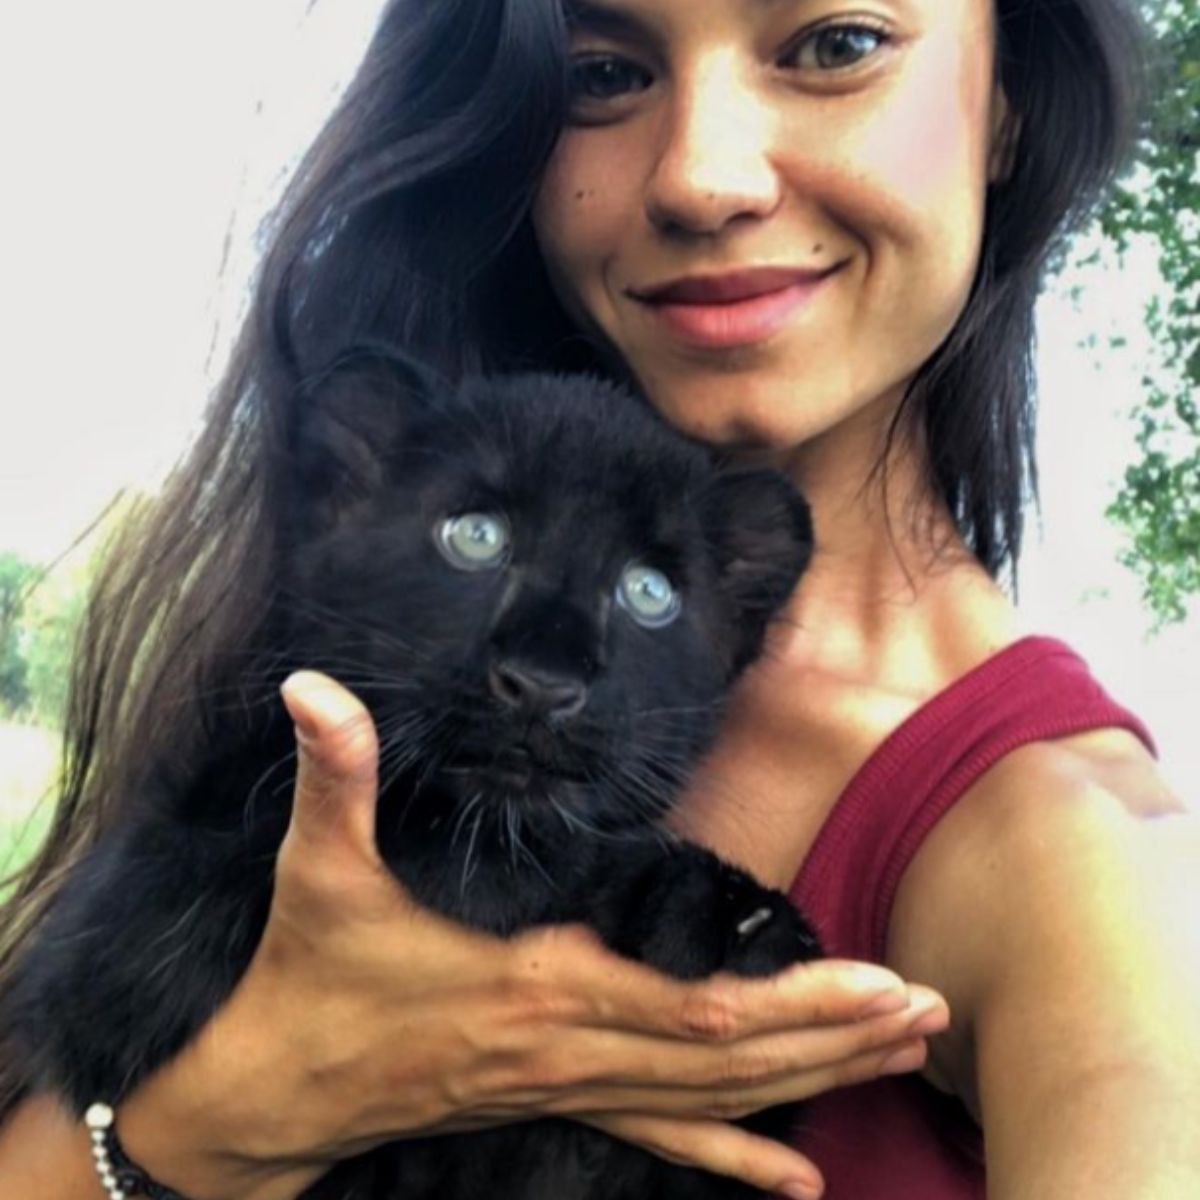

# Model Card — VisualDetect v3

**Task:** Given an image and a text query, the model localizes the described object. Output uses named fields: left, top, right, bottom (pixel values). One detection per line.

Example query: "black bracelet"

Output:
left=85, top=1103, right=196, bottom=1200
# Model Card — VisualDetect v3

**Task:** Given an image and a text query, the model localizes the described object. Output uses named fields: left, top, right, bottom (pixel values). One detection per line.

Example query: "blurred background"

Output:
left=1, top=1, right=1197, bottom=873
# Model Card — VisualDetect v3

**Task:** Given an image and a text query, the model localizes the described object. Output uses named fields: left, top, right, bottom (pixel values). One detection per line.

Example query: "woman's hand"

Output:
left=116, top=672, right=948, bottom=1200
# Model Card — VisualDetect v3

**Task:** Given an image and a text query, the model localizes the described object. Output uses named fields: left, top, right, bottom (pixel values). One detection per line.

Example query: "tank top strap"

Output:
left=788, top=636, right=1155, bottom=962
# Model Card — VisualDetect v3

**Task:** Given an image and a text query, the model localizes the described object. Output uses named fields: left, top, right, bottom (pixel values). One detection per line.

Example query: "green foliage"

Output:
left=0, top=550, right=86, bottom=726
left=0, top=552, right=39, bottom=716
left=0, top=550, right=85, bottom=882
left=23, top=574, right=87, bottom=727
left=1100, top=0, right=1200, bottom=626
left=0, top=722, right=57, bottom=891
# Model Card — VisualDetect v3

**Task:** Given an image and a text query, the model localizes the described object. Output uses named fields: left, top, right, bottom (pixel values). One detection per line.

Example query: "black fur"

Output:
left=7, top=349, right=822, bottom=1199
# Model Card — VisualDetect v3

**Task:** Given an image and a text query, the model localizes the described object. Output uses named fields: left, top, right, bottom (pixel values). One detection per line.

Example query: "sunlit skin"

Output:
left=532, top=0, right=1019, bottom=881
left=529, top=12, right=1200, bottom=1192
left=534, top=0, right=1009, bottom=467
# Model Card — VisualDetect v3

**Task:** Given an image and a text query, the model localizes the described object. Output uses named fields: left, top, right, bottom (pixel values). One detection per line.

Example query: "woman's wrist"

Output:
left=118, top=1073, right=327, bottom=1200
left=117, top=1077, right=325, bottom=1200
left=114, top=1000, right=332, bottom=1200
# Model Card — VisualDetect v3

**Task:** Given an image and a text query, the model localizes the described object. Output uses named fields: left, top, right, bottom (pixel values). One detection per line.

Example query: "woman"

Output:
left=1, top=0, right=1196, bottom=1196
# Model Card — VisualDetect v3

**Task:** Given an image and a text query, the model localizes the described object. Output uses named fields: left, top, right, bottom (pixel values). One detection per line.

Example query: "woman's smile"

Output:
left=533, top=0, right=1006, bottom=451
left=627, top=264, right=846, bottom=350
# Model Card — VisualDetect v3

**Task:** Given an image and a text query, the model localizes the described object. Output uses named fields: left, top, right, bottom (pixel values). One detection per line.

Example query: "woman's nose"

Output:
left=644, top=54, right=782, bottom=237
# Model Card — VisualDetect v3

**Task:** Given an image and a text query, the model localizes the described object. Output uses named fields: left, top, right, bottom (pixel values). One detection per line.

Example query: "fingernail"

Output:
left=906, top=996, right=950, bottom=1036
left=781, top=1180, right=822, bottom=1200
left=879, top=1041, right=926, bottom=1076
left=848, top=966, right=908, bottom=1018
left=848, top=965, right=904, bottom=993
left=858, top=989, right=910, bottom=1019
left=908, top=1011, right=949, bottom=1037
left=281, top=674, right=321, bottom=741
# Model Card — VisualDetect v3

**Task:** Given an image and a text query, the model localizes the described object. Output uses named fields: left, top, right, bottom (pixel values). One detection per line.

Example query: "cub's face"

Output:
left=284, top=352, right=812, bottom=836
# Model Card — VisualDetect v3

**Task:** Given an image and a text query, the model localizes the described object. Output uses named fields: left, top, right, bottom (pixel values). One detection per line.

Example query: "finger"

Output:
left=547, top=935, right=916, bottom=1038
left=540, top=989, right=947, bottom=1094
left=580, top=1112, right=825, bottom=1199
left=556, top=1036, right=930, bottom=1121
left=280, top=670, right=381, bottom=865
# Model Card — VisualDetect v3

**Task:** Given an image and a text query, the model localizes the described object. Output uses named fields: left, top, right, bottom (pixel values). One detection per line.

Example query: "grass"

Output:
left=0, top=721, right=60, bottom=883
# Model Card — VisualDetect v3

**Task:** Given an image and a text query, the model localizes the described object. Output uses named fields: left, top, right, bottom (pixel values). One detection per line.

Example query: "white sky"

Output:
left=0, top=1, right=1196, bottom=799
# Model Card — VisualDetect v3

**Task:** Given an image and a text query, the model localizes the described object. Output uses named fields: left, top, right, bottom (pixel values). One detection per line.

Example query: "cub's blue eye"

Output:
left=436, top=513, right=511, bottom=571
left=617, top=563, right=681, bottom=628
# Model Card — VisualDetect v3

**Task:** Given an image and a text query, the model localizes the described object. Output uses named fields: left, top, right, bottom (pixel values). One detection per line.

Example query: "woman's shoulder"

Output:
left=888, top=713, right=1196, bottom=1121
left=968, top=723, right=1183, bottom=822
left=906, top=722, right=1187, bottom=919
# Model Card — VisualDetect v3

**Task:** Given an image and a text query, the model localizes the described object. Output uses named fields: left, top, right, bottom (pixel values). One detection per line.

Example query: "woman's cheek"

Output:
left=535, top=118, right=690, bottom=351
left=856, top=19, right=994, bottom=286
left=533, top=135, right=627, bottom=314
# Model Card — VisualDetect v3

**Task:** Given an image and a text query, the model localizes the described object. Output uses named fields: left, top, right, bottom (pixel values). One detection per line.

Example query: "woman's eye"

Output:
left=436, top=513, right=511, bottom=571
left=784, top=22, right=889, bottom=72
left=617, top=563, right=681, bottom=628
left=568, top=55, right=654, bottom=103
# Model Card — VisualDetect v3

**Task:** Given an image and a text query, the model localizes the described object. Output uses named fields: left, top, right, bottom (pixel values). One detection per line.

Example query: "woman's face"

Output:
left=532, top=0, right=1009, bottom=454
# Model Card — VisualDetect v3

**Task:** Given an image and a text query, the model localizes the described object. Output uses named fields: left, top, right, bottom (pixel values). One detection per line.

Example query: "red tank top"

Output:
left=783, top=636, right=1155, bottom=1199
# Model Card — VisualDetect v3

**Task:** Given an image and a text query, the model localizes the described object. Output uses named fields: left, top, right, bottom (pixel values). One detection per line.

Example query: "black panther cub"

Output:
left=7, top=347, right=822, bottom=1200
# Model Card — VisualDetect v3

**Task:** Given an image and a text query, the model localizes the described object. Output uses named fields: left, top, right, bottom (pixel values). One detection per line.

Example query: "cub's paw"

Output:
left=594, top=841, right=822, bottom=980
left=716, top=870, right=821, bottom=977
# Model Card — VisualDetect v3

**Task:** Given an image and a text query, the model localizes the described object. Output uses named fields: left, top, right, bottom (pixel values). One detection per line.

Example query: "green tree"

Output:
left=1100, top=0, right=1200, bottom=625
left=22, top=574, right=87, bottom=728
left=0, top=552, right=39, bottom=717
left=0, top=548, right=91, bottom=727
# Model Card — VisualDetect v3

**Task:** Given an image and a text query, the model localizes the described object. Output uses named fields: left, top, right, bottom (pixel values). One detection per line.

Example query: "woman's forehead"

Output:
left=562, top=0, right=979, bottom=30
left=560, top=0, right=995, bottom=61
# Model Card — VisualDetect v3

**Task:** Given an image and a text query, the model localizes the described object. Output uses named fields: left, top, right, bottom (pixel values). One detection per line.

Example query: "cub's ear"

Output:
left=703, top=468, right=814, bottom=643
left=291, top=343, right=446, bottom=529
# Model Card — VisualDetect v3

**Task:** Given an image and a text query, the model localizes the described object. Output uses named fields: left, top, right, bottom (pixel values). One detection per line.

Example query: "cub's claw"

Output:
left=735, top=905, right=774, bottom=940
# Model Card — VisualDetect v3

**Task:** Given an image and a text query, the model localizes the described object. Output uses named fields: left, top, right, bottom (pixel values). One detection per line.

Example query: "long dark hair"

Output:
left=0, top=0, right=1145, bottom=1112
left=907, top=0, right=1148, bottom=572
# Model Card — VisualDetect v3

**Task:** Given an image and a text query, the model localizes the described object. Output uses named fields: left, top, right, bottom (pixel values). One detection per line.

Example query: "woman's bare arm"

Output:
left=892, top=733, right=1200, bottom=1197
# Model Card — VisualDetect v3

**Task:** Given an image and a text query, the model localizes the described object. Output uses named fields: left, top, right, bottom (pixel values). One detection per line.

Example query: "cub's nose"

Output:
left=487, top=659, right=588, bottom=720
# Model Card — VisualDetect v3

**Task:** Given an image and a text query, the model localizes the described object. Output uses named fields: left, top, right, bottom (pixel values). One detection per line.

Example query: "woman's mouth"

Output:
left=629, top=266, right=841, bottom=350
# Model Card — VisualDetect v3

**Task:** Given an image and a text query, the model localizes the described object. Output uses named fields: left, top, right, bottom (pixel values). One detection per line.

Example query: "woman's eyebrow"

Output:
left=563, top=1, right=647, bottom=39
left=564, top=0, right=805, bottom=38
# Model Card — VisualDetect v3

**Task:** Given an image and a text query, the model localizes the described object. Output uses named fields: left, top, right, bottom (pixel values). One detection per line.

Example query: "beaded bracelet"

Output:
left=85, top=1103, right=194, bottom=1200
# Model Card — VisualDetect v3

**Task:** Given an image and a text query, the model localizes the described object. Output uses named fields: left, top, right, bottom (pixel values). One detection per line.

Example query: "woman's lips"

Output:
left=632, top=269, right=839, bottom=350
